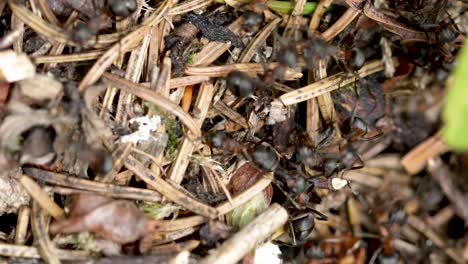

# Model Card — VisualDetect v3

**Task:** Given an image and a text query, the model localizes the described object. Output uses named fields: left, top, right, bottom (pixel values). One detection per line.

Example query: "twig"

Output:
left=213, top=101, right=250, bottom=129
left=238, top=18, right=281, bottom=63
left=78, top=0, right=173, bottom=92
left=400, top=131, right=448, bottom=175
left=0, top=243, right=88, bottom=260
left=168, top=81, right=215, bottom=184
left=276, top=59, right=385, bottom=105
left=322, top=8, right=360, bottom=42
left=124, top=155, right=219, bottom=219
left=31, top=201, right=60, bottom=264
left=102, top=72, right=201, bottom=137
left=115, top=31, right=152, bottom=123
left=310, top=0, right=333, bottom=31
left=199, top=204, right=288, bottom=264
left=185, top=63, right=302, bottom=80
left=23, top=167, right=163, bottom=202
left=19, top=175, right=64, bottom=220
left=14, top=205, right=30, bottom=245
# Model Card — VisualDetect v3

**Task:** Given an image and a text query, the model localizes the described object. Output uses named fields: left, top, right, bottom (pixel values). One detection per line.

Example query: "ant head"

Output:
left=226, top=71, right=256, bottom=98
left=252, top=144, right=279, bottom=172
left=107, top=0, right=137, bottom=18
left=348, top=47, right=365, bottom=70
left=206, top=131, right=227, bottom=149
left=278, top=42, right=298, bottom=69
left=71, top=22, right=95, bottom=44
left=241, top=11, right=264, bottom=32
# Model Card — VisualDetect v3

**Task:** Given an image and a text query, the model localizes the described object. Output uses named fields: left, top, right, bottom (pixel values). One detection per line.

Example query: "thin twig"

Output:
left=200, top=204, right=288, bottom=264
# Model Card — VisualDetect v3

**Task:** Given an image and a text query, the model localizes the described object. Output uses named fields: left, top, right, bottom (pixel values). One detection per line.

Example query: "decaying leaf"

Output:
left=226, top=163, right=273, bottom=229
left=50, top=194, right=159, bottom=245
left=0, top=167, right=30, bottom=215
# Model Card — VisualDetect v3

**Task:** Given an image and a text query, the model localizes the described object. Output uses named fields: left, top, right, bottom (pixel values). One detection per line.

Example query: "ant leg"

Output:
left=368, top=247, right=382, bottom=264
left=307, top=207, right=328, bottom=221
left=273, top=180, right=302, bottom=210
left=288, top=221, right=298, bottom=246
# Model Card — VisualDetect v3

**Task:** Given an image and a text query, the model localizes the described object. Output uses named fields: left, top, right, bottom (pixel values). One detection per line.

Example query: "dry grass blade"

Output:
left=8, top=1, right=120, bottom=47
left=19, top=175, right=64, bottom=220
left=168, top=81, right=215, bottom=184
left=283, top=0, right=306, bottom=38
left=34, top=50, right=105, bottom=64
left=238, top=18, right=281, bottom=63
left=185, top=63, right=302, bottom=80
left=362, top=2, right=434, bottom=42
left=321, top=8, right=360, bottom=42
left=313, top=59, right=338, bottom=127
left=169, top=0, right=213, bottom=15
left=125, top=155, right=219, bottom=219
left=276, top=59, right=385, bottom=105
left=37, top=0, right=60, bottom=26
left=310, top=0, right=333, bottom=30
left=78, top=0, right=172, bottom=92
left=102, top=72, right=201, bottom=137
left=14, top=206, right=30, bottom=245
left=23, top=168, right=162, bottom=202
left=115, top=32, right=152, bottom=123
left=9, top=0, right=72, bottom=45
left=0, top=243, right=88, bottom=260
left=31, top=201, right=60, bottom=264
left=213, top=101, right=250, bottom=129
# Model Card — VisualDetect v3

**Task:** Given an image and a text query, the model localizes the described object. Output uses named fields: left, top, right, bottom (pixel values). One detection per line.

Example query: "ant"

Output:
left=68, top=0, right=137, bottom=45
left=288, top=207, right=328, bottom=246
left=206, top=132, right=330, bottom=245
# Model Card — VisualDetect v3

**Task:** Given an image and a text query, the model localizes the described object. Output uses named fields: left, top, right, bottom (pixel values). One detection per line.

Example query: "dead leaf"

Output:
left=50, top=194, right=159, bottom=244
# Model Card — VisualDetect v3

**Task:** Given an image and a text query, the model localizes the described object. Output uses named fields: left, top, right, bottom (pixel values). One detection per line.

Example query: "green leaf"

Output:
left=226, top=192, right=269, bottom=229
left=267, top=1, right=317, bottom=15
left=443, top=43, right=468, bottom=150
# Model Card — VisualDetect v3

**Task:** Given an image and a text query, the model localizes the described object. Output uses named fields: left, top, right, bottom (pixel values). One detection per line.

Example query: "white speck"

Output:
left=254, top=242, right=282, bottom=264
left=331, top=178, right=348, bottom=190
left=120, top=116, right=161, bottom=144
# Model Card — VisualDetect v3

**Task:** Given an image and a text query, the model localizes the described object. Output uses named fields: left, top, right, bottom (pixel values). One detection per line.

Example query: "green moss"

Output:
left=143, top=101, right=181, bottom=160
left=139, top=201, right=180, bottom=219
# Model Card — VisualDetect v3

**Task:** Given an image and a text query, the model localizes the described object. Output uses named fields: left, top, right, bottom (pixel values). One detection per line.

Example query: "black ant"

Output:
left=288, top=207, right=328, bottom=246
left=68, top=0, right=137, bottom=45
left=226, top=71, right=257, bottom=99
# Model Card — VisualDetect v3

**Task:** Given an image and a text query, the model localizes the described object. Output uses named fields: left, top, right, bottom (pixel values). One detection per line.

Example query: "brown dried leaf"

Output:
left=50, top=194, right=158, bottom=244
